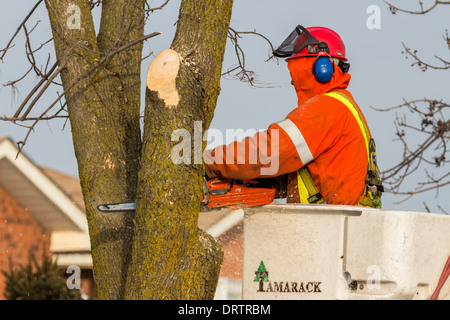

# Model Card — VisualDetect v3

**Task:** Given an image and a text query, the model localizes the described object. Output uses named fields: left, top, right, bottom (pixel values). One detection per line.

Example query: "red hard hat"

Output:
left=288, top=26, right=347, bottom=61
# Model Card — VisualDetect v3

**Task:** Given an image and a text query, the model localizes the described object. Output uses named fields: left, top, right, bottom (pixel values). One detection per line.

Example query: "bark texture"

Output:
left=45, top=0, right=144, bottom=299
left=126, top=0, right=233, bottom=299
left=125, top=0, right=234, bottom=299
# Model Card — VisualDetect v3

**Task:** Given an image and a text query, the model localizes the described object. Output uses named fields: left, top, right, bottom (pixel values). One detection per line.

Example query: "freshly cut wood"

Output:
left=146, top=49, right=181, bottom=109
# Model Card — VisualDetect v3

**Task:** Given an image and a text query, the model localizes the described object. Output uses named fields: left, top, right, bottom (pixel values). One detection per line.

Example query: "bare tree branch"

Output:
left=384, top=1, right=450, bottom=72
left=383, top=0, right=450, bottom=15
left=0, top=0, right=43, bottom=61
left=374, top=98, right=449, bottom=205
left=145, top=0, right=170, bottom=13
left=223, top=26, right=278, bottom=87
left=378, top=1, right=450, bottom=211
left=2, top=32, right=161, bottom=156
left=402, top=42, right=450, bottom=71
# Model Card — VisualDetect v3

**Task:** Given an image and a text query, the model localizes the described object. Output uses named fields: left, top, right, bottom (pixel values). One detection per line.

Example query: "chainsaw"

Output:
left=97, top=177, right=276, bottom=212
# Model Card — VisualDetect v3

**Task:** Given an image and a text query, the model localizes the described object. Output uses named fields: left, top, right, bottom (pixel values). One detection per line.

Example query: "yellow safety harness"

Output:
left=297, top=91, right=384, bottom=208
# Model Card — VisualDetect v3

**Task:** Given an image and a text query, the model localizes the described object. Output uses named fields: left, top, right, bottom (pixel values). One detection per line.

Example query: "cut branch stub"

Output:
left=146, top=49, right=181, bottom=109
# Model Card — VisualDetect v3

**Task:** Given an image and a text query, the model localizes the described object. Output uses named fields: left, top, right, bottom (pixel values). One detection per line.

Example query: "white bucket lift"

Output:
left=242, top=204, right=450, bottom=300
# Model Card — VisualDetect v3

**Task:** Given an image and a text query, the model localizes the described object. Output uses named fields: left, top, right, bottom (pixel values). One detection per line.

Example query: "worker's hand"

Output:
left=252, top=175, right=288, bottom=199
left=205, top=164, right=217, bottom=179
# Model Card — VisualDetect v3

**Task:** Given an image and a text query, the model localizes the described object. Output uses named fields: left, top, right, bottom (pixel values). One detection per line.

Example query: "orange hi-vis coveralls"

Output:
left=205, top=57, right=371, bottom=205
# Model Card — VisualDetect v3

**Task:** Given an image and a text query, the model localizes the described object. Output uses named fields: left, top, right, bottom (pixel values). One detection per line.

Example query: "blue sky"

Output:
left=1, top=0, right=449, bottom=213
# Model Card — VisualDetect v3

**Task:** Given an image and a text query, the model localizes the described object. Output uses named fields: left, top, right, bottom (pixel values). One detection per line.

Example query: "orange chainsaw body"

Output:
left=201, top=178, right=276, bottom=210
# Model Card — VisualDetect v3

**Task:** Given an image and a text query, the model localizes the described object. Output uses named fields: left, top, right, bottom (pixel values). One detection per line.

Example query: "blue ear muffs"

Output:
left=313, top=56, right=334, bottom=83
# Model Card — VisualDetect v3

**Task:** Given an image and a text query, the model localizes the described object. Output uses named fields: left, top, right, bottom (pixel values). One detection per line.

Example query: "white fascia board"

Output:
left=53, top=253, right=93, bottom=268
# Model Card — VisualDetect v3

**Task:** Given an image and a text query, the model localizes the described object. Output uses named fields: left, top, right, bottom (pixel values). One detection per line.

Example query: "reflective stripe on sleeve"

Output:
left=276, top=118, right=314, bottom=165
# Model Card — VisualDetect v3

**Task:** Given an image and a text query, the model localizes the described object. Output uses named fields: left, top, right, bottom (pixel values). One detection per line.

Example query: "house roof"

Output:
left=41, top=166, right=85, bottom=210
left=0, top=137, right=88, bottom=233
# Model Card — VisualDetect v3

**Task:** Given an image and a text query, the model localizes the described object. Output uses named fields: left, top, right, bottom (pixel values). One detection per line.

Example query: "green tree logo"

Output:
left=254, top=261, right=269, bottom=292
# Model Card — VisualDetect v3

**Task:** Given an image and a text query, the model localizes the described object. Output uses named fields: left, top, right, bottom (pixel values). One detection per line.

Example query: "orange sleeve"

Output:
left=204, top=123, right=303, bottom=180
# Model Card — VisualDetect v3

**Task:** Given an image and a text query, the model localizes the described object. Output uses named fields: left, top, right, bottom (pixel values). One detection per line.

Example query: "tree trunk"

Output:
left=45, top=0, right=234, bottom=299
left=45, top=0, right=144, bottom=299
left=125, top=0, right=233, bottom=299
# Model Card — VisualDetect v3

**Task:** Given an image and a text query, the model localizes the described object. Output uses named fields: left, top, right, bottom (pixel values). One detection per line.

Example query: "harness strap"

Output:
left=297, top=167, right=326, bottom=204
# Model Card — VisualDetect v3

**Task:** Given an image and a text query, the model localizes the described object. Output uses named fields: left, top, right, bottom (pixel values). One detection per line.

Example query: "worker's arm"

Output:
left=204, top=122, right=305, bottom=180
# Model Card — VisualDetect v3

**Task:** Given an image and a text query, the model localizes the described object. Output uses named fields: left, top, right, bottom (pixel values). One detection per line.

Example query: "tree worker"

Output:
left=204, top=25, right=383, bottom=208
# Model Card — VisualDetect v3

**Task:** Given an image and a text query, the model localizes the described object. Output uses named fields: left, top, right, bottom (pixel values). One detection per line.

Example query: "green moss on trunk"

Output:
left=125, top=0, right=234, bottom=299
left=45, top=0, right=144, bottom=299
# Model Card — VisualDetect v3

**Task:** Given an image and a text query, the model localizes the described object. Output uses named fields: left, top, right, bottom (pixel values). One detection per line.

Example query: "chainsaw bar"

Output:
left=97, top=202, right=136, bottom=212
left=97, top=202, right=227, bottom=213
left=97, top=201, right=217, bottom=212
left=97, top=178, right=276, bottom=213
